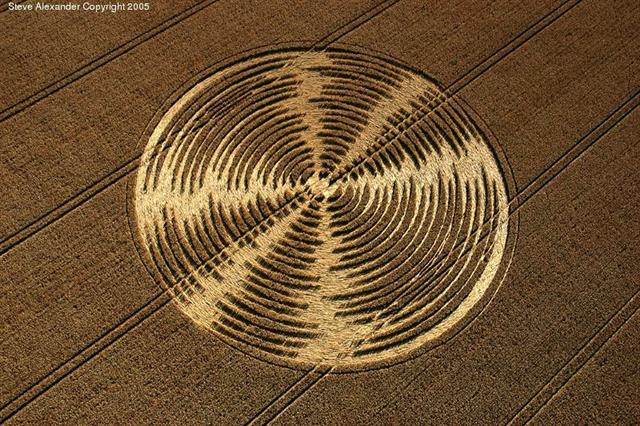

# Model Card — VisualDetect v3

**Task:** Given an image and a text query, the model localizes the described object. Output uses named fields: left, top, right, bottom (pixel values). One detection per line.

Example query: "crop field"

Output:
left=1, top=0, right=639, bottom=424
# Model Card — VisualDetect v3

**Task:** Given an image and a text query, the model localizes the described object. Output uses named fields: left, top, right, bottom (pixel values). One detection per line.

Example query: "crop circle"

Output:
left=131, top=47, right=514, bottom=371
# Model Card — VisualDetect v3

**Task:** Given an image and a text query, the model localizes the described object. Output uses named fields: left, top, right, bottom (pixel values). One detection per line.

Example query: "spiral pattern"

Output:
left=132, top=47, right=511, bottom=370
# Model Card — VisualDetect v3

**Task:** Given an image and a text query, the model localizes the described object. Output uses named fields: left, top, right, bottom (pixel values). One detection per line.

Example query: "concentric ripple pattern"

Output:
left=132, top=48, right=511, bottom=370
